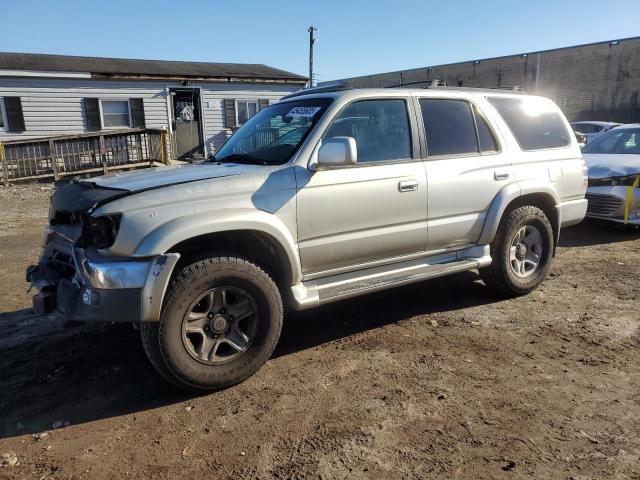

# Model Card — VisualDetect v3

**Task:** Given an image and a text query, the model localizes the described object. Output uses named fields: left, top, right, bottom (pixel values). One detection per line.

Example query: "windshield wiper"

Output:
left=211, top=153, right=272, bottom=165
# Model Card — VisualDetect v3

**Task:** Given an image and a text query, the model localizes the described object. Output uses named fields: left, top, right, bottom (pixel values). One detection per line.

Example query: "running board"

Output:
left=288, top=247, right=491, bottom=310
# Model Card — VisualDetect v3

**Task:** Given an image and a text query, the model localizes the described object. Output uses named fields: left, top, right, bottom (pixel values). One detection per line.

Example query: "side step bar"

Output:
left=288, top=247, right=491, bottom=310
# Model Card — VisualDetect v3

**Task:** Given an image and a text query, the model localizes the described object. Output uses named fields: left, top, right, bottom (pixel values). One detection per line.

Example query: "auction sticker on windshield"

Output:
left=286, top=106, right=322, bottom=118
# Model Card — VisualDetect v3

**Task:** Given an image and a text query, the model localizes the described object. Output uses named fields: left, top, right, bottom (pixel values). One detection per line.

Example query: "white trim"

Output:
left=99, top=98, right=132, bottom=130
left=0, top=69, right=92, bottom=79
left=235, top=99, right=259, bottom=126
left=199, top=88, right=207, bottom=156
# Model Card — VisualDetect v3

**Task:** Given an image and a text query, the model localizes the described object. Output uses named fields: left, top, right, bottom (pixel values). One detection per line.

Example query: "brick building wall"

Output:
left=338, top=37, right=640, bottom=123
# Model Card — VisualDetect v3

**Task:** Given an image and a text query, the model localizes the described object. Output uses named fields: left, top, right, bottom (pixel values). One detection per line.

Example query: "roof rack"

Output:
left=281, top=81, right=353, bottom=99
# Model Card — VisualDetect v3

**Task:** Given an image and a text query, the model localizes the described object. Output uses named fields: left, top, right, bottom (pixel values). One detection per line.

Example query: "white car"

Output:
left=582, top=124, right=640, bottom=225
left=571, top=121, right=621, bottom=144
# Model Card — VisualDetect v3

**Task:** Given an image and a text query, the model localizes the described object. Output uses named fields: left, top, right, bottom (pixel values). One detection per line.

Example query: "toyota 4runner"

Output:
left=27, top=86, right=588, bottom=391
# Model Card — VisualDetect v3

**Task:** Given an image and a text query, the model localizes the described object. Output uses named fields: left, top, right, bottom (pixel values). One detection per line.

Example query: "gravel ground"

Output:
left=0, top=183, right=639, bottom=480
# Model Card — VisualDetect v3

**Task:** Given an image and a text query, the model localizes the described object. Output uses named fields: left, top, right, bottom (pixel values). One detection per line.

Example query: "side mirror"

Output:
left=316, top=136, right=357, bottom=168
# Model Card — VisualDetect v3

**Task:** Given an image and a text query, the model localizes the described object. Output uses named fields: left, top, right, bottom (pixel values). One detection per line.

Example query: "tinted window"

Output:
left=420, top=99, right=478, bottom=156
left=324, top=99, right=412, bottom=163
left=474, top=106, right=498, bottom=152
left=488, top=96, right=570, bottom=150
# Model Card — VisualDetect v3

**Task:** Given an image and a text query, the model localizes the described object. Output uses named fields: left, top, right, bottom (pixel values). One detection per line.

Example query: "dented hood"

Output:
left=52, top=162, right=264, bottom=213
left=583, top=153, right=640, bottom=179
left=91, top=162, right=260, bottom=191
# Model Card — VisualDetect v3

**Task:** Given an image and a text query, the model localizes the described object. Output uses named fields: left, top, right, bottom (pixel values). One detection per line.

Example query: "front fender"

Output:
left=479, top=181, right=560, bottom=245
left=133, top=208, right=302, bottom=284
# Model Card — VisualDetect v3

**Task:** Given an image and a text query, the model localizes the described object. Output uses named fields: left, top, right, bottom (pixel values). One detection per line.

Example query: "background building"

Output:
left=337, top=36, right=640, bottom=123
left=0, top=53, right=307, bottom=159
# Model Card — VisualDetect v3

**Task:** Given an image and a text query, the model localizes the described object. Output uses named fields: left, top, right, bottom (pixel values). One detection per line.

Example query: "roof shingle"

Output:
left=0, top=52, right=307, bottom=82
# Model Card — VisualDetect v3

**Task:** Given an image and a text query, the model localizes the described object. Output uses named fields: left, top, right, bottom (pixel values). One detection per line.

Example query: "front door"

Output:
left=170, top=88, right=204, bottom=160
left=296, top=98, right=428, bottom=275
left=416, top=97, right=513, bottom=250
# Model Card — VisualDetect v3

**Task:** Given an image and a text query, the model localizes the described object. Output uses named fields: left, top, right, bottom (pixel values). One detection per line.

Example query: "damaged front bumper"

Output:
left=585, top=185, right=640, bottom=225
left=27, top=233, right=179, bottom=322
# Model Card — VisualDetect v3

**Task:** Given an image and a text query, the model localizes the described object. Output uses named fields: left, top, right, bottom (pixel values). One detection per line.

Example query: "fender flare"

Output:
left=135, top=209, right=302, bottom=321
left=479, top=180, right=561, bottom=245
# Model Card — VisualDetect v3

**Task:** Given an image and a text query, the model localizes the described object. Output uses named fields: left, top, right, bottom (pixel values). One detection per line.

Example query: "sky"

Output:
left=1, top=0, right=638, bottom=82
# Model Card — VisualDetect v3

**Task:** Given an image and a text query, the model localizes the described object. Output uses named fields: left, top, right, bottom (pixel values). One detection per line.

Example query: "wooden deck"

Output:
left=0, top=128, right=171, bottom=185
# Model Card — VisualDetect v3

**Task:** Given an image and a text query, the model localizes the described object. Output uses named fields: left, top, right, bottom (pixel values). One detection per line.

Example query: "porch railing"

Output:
left=0, top=128, right=171, bottom=185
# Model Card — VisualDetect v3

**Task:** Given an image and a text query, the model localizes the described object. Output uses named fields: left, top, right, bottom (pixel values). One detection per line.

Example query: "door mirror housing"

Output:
left=315, top=136, right=358, bottom=169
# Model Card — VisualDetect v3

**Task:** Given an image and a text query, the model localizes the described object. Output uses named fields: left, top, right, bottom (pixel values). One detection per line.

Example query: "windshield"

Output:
left=214, top=97, right=333, bottom=165
left=582, top=127, right=640, bottom=154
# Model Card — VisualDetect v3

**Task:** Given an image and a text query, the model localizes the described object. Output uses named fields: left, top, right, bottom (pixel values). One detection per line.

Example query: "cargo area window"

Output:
left=419, top=99, right=498, bottom=156
left=487, top=96, right=571, bottom=150
left=100, top=100, right=131, bottom=129
left=323, top=99, right=412, bottom=163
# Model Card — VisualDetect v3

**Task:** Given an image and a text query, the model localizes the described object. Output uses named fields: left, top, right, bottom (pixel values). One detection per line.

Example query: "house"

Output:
left=0, top=52, right=307, bottom=159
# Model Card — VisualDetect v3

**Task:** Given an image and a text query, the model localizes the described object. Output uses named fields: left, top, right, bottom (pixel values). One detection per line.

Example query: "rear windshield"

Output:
left=487, top=96, right=571, bottom=151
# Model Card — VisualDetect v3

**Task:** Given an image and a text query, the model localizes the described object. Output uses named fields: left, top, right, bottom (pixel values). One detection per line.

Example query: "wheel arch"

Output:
left=480, top=182, right=561, bottom=247
left=133, top=208, right=301, bottom=286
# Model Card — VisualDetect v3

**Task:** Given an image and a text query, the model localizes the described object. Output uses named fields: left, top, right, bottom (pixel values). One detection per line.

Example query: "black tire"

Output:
left=480, top=205, right=554, bottom=296
left=140, top=256, right=283, bottom=391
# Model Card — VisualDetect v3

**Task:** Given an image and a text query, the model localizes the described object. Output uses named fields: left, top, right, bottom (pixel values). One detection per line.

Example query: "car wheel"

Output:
left=480, top=205, right=554, bottom=296
left=140, top=256, right=283, bottom=391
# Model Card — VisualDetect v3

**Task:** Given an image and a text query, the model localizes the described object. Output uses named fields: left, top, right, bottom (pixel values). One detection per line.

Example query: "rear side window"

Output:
left=419, top=99, right=499, bottom=156
left=487, top=96, right=570, bottom=151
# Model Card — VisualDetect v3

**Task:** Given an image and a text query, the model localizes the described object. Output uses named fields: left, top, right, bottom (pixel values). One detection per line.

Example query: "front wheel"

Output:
left=480, top=206, right=554, bottom=296
left=140, top=256, right=283, bottom=391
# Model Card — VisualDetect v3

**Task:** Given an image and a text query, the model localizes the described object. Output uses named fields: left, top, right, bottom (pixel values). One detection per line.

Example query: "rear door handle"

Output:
left=398, top=180, right=419, bottom=192
left=494, top=171, right=510, bottom=181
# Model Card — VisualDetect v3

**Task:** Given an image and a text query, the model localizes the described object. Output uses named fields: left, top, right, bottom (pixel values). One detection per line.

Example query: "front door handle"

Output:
left=494, top=171, right=510, bottom=181
left=398, top=180, right=419, bottom=192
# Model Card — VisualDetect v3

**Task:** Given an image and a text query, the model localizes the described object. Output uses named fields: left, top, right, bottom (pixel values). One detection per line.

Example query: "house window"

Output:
left=236, top=100, right=259, bottom=125
left=100, top=100, right=131, bottom=128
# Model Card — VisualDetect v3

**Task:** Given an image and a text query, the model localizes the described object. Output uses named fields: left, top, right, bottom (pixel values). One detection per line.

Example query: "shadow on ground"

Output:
left=0, top=271, right=500, bottom=440
left=559, top=220, right=639, bottom=247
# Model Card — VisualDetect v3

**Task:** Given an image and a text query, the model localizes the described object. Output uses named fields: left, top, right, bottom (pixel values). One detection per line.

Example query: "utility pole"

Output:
left=308, top=26, right=317, bottom=88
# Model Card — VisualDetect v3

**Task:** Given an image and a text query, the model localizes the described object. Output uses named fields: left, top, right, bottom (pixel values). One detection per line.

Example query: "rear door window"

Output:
left=419, top=99, right=500, bottom=156
left=474, top=106, right=499, bottom=153
left=487, top=96, right=571, bottom=151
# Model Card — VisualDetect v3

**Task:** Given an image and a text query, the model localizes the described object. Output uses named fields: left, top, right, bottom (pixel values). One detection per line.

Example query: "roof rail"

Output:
left=282, top=81, right=353, bottom=99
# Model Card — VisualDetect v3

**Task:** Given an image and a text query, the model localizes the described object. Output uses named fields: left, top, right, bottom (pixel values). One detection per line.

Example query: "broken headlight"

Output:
left=82, top=213, right=122, bottom=250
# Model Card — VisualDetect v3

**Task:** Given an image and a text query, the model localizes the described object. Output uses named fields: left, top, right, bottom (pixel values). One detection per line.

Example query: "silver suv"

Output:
left=27, top=87, right=588, bottom=390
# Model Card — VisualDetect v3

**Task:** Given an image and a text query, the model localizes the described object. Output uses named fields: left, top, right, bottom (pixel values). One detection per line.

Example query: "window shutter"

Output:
left=259, top=99, right=269, bottom=110
left=224, top=99, right=237, bottom=128
left=130, top=98, right=146, bottom=128
left=83, top=98, right=101, bottom=131
left=4, top=97, right=25, bottom=133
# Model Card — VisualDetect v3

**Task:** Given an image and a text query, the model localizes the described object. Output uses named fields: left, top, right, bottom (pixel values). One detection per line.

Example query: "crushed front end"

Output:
left=26, top=180, right=171, bottom=322
left=586, top=174, right=640, bottom=225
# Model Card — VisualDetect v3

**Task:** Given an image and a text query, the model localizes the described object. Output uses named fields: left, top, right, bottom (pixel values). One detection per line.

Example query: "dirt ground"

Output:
left=0, top=183, right=639, bottom=480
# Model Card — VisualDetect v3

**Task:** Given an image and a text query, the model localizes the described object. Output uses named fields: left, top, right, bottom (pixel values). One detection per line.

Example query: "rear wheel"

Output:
left=140, top=256, right=283, bottom=391
left=480, top=206, right=554, bottom=296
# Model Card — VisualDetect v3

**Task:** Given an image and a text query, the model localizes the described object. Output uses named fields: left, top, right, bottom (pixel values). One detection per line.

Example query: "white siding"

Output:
left=0, top=77, right=169, bottom=141
left=0, top=77, right=301, bottom=154
left=200, top=83, right=300, bottom=154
